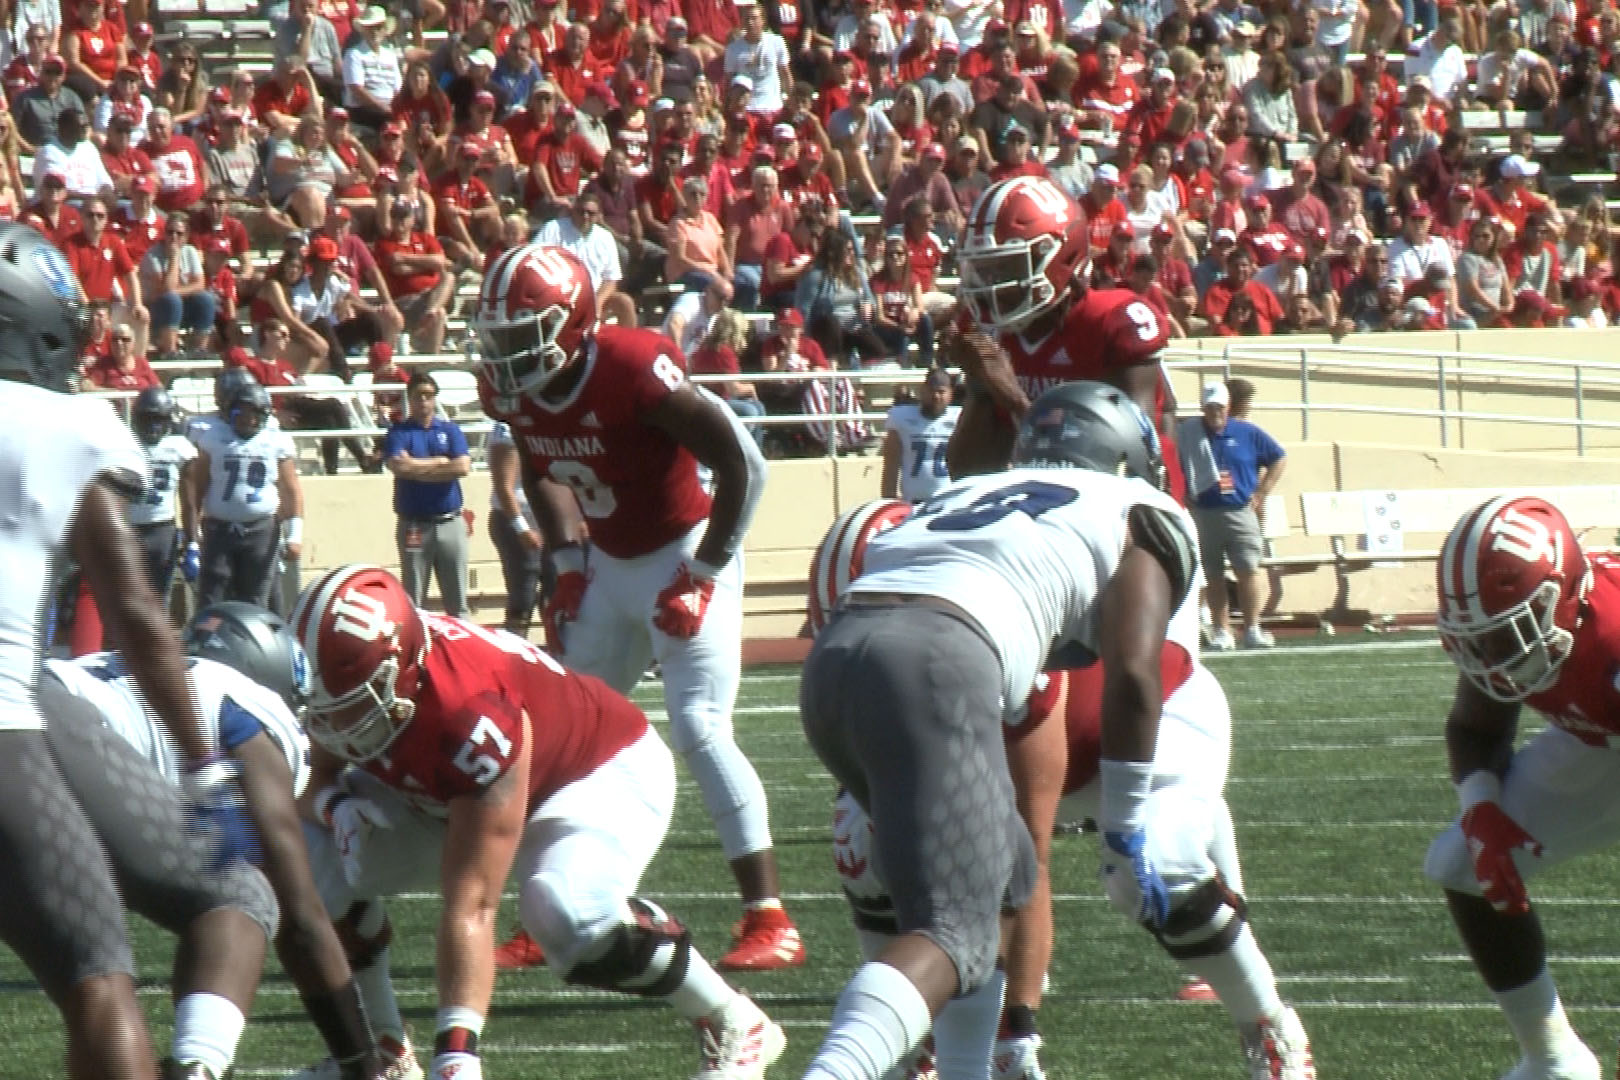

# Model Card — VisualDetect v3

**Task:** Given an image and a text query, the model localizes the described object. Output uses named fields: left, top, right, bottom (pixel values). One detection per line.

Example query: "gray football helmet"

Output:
left=0, top=223, right=91, bottom=394
left=1012, top=380, right=1167, bottom=491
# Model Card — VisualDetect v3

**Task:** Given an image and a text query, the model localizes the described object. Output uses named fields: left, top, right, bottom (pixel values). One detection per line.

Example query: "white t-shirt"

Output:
left=34, top=139, right=115, bottom=197
left=1475, top=47, right=1544, bottom=101
left=723, top=32, right=791, bottom=114
left=290, top=271, right=352, bottom=323
left=851, top=466, right=1197, bottom=720
left=885, top=402, right=959, bottom=504
left=1386, top=234, right=1456, bottom=283
left=1409, top=35, right=1469, bottom=103
left=47, top=653, right=311, bottom=796
left=832, top=12, right=897, bottom=53
left=0, top=381, right=146, bottom=731
left=342, top=40, right=404, bottom=110
left=534, top=216, right=622, bottom=292
left=195, top=420, right=295, bottom=522
left=129, top=433, right=197, bottom=527
left=1311, top=0, right=1355, bottom=47
left=659, top=291, right=712, bottom=358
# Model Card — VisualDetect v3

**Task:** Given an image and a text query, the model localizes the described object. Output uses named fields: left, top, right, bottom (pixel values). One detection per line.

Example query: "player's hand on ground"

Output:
left=328, top=793, right=393, bottom=888
left=653, top=562, right=715, bottom=639
left=543, top=543, right=588, bottom=653
left=1460, top=801, right=1542, bottom=915
left=181, top=754, right=258, bottom=871
left=430, top=1052, right=480, bottom=1080
left=1100, top=829, right=1170, bottom=929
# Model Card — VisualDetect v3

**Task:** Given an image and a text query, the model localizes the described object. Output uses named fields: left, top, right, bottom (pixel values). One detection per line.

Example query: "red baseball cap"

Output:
left=41, top=54, right=64, bottom=72
left=132, top=174, right=156, bottom=193
left=627, top=78, right=650, bottom=107
left=132, top=20, right=153, bottom=36
left=801, top=141, right=822, bottom=162
left=459, top=141, right=482, bottom=158
left=327, top=105, right=349, bottom=120
left=381, top=120, right=404, bottom=136
left=923, top=142, right=945, bottom=161
left=778, top=309, right=804, bottom=328
left=329, top=204, right=351, bottom=222
left=208, top=86, right=230, bottom=104
left=1407, top=201, right=1433, bottom=218
left=1246, top=192, right=1269, bottom=210
left=307, top=235, right=339, bottom=262
left=473, top=90, right=496, bottom=107
left=1152, top=221, right=1175, bottom=241
left=369, top=340, right=395, bottom=366
left=851, top=77, right=872, bottom=97
left=200, top=233, right=234, bottom=255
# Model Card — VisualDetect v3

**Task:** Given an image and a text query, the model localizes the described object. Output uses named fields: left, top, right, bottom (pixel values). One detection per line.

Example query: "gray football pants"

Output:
left=800, top=603, right=1038, bottom=994
left=0, top=673, right=278, bottom=1002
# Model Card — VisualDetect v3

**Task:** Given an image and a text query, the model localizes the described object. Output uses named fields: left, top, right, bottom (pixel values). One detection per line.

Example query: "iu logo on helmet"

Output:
left=1487, top=507, right=1563, bottom=567
left=330, top=588, right=395, bottom=642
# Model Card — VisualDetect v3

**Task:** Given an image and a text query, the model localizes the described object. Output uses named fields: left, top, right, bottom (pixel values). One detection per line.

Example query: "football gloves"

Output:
left=326, top=791, right=393, bottom=889
left=653, top=562, right=716, bottom=639
left=543, top=544, right=589, bottom=655
left=1461, top=801, right=1542, bottom=915
left=180, top=755, right=258, bottom=871
left=1100, top=829, right=1171, bottom=930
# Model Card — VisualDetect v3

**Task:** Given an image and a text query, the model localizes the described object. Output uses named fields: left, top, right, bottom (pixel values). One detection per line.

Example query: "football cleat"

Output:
left=1176, top=976, right=1219, bottom=1003
left=718, top=906, right=805, bottom=971
left=1241, top=1007, right=1315, bottom=1080
left=693, top=994, right=786, bottom=1080
left=992, top=1033, right=1047, bottom=1080
left=1206, top=628, right=1236, bottom=651
left=1498, top=1044, right=1600, bottom=1080
left=284, top=1032, right=424, bottom=1080
left=1243, top=626, right=1277, bottom=649
left=494, top=927, right=547, bottom=970
left=160, top=1061, right=218, bottom=1080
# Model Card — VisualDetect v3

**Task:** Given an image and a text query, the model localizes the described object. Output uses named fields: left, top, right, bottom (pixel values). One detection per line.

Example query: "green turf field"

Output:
left=5, top=635, right=1619, bottom=1079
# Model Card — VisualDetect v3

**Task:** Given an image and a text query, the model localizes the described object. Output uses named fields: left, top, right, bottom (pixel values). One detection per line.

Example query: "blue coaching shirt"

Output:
left=1191, top=418, right=1285, bottom=510
left=384, top=415, right=469, bottom=519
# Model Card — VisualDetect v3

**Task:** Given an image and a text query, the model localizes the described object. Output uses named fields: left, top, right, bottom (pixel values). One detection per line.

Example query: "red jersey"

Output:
left=61, top=230, right=135, bottom=302
left=905, top=229, right=944, bottom=292
left=1242, top=222, right=1292, bottom=267
left=84, top=353, right=158, bottom=391
left=534, top=130, right=602, bottom=198
left=376, top=230, right=445, bottom=298
left=1081, top=193, right=1128, bottom=254
left=141, top=134, right=206, bottom=212
left=70, top=21, right=123, bottom=82
left=1004, top=0, right=1064, bottom=36
left=20, top=202, right=82, bottom=246
left=1525, top=557, right=1620, bottom=747
left=482, top=325, right=714, bottom=559
left=101, top=143, right=154, bottom=185
left=363, top=614, right=647, bottom=814
left=1058, top=287, right=1172, bottom=385
left=252, top=78, right=315, bottom=125
left=503, top=107, right=552, bottom=163
left=433, top=173, right=493, bottom=235
left=2, top=55, right=39, bottom=102
left=112, top=206, right=162, bottom=262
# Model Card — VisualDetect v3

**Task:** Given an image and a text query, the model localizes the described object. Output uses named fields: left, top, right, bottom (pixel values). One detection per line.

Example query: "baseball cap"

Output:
left=1501, top=154, right=1541, bottom=180
left=109, top=110, right=135, bottom=129
left=356, top=5, right=387, bottom=26
left=1382, top=276, right=1406, bottom=292
left=778, top=309, right=804, bottom=329
left=219, top=107, right=244, bottom=124
left=132, top=174, right=156, bottom=193
left=208, top=85, right=230, bottom=104
left=1213, top=227, right=1237, bottom=244
left=41, top=171, right=65, bottom=188
left=1095, top=163, right=1120, bottom=184
left=752, top=145, right=776, bottom=162
left=923, top=142, right=945, bottom=161
left=1151, top=66, right=1175, bottom=83
left=1451, top=182, right=1475, bottom=199
left=1246, top=192, right=1269, bottom=210
left=41, top=54, right=64, bottom=71
left=116, top=64, right=140, bottom=79
left=1153, top=221, right=1175, bottom=242
left=473, top=89, right=496, bottom=107
left=327, top=105, right=350, bottom=120
left=851, top=77, right=872, bottom=97
left=938, top=41, right=959, bottom=55
left=956, top=133, right=979, bottom=153
left=666, top=15, right=687, bottom=31
left=307, top=235, right=339, bottom=262
left=468, top=48, right=497, bottom=69
left=1234, top=18, right=1258, bottom=35
left=1003, top=119, right=1029, bottom=141
left=986, top=17, right=1009, bottom=33
left=1055, top=115, right=1080, bottom=140
left=459, top=141, right=482, bottom=158
left=1406, top=201, right=1432, bottom=218
left=131, top=19, right=153, bottom=36
left=627, top=79, right=650, bottom=107
left=369, top=341, right=395, bottom=367
left=773, top=122, right=797, bottom=141
left=329, top=204, right=351, bottom=222
left=652, top=97, right=675, bottom=113
left=381, top=120, right=403, bottom=136
left=730, top=74, right=754, bottom=92
left=801, top=141, right=822, bottom=162
left=1202, top=383, right=1230, bottom=407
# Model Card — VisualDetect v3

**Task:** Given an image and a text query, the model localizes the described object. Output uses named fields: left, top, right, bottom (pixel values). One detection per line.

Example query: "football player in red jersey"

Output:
left=289, top=565, right=787, bottom=1080
left=1424, top=496, right=1620, bottom=1080
left=471, top=243, right=804, bottom=973
left=809, top=501, right=1315, bottom=1080
left=946, top=175, right=1183, bottom=501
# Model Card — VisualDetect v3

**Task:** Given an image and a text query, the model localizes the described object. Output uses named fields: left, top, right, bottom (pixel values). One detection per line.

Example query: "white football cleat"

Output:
left=1206, top=628, right=1237, bottom=651
left=992, top=1033, right=1047, bottom=1080
left=1241, top=1006, right=1315, bottom=1080
left=693, top=994, right=787, bottom=1080
left=1242, top=626, right=1276, bottom=649
left=1498, top=1044, right=1601, bottom=1080
left=284, top=1033, right=424, bottom=1080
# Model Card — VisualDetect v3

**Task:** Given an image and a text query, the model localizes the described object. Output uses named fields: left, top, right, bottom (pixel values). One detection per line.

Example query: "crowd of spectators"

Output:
left=18, top=0, right=1620, bottom=462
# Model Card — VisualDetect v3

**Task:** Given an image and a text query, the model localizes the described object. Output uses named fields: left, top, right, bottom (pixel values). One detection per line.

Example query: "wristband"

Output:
left=1098, top=758, right=1156, bottom=836
left=512, top=514, right=533, bottom=535
left=284, top=517, right=304, bottom=545
left=689, top=557, right=724, bottom=582
left=312, top=785, right=350, bottom=827
left=550, top=543, right=585, bottom=576
left=1456, top=770, right=1502, bottom=813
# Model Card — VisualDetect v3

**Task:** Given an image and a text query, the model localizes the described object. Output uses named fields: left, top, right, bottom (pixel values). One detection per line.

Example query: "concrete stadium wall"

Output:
left=302, top=329, right=1620, bottom=635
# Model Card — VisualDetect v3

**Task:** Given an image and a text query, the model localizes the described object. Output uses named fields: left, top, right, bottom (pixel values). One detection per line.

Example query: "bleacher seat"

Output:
left=431, top=369, right=481, bottom=421
left=170, top=375, right=213, bottom=417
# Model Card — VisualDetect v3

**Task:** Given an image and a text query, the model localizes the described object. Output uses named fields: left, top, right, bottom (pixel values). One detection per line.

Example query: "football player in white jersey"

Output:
left=47, top=604, right=390, bottom=1080
left=810, top=501, right=1315, bottom=1080
left=0, top=221, right=265, bottom=1080
left=880, top=367, right=960, bottom=505
left=130, top=386, right=201, bottom=596
left=193, top=378, right=304, bottom=611
left=798, top=381, right=1204, bottom=1080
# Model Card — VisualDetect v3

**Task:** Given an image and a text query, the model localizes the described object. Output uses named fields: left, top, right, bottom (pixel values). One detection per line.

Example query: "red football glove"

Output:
left=653, top=562, right=716, bottom=639
left=543, top=545, right=589, bottom=655
left=1461, top=800, right=1542, bottom=915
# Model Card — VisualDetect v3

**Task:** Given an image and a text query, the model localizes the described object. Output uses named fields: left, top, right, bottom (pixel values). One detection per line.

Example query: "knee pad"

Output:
left=1423, top=825, right=1482, bottom=895
left=519, top=870, right=629, bottom=975
left=833, top=792, right=898, bottom=938
left=1155, top=876, right=1246, bottom=960
left=220, top=862, right=281, bottom=942
left=560, top=896, right=692, bottom=999
left=334, top=901, right=392, bottom=968
left=679, top=729, right=770, bottom=860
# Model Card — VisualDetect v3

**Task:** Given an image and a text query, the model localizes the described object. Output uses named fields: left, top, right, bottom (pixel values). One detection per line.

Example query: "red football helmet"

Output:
left=807, top=498, right=914, bottom=632
left=289, top=564, right=429, bottom=762
left=959, top=176, right=1091, bottom=333
left=1437, top=495, right=1589, bottom=702
left=473, top=243, right=598, bottom=395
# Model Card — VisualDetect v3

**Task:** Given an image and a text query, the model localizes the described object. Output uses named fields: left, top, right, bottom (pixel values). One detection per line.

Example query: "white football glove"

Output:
left=329, top=794, right=392, bottom=889
left=430, top=1052, right=481, bottom=1080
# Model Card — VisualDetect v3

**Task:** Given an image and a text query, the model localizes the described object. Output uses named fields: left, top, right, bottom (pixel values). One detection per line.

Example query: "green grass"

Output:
left=7, top=635, right=1620, bottom=1078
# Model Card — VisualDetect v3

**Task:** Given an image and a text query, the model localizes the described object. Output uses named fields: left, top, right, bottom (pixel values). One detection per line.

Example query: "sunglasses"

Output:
left=113, top=333, right=133, bottom=341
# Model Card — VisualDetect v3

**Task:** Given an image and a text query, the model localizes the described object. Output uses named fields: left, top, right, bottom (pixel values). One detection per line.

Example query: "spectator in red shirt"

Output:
left=900, top=196, right=952, bottom=319
left=20, top=171, right=82, bottom=245
left=762, top=205, right=820, bottom=311
left=1147, top=220, right=1197, bottom=324
left=1477, top=154, right=1550, bottom=236
left=374, top=204, right=453, bottom=355
left=504, top=80, right=557, bottom=163
left=252, top=54, right=318, bottom=137
left=1092, top=221, right=1136, bottom=287
left=140, top=106, right=206, bottom=214
left=64, top=0, right=124, bottom=101
left=63, top=194, right=146, bottom=331
left=4, top=25, right=51, bottom=106
left=366, top=339, right=409, bottom=427
left=434, top=142, right=501, bottom=265
left=1081, top=164, right=1128, bottom=254
left=1076, top=40, right=1139, bottom=132
left=1278, top=160, right=1330, bottom=241
left=113, top=173, right=163, bottom=262
left=725, top=164, right=795, bottom=310
left=189, top=184, right=257, bottom=293
left=958, top=19, right=1011, bottom=82
left=83, top=318, right=158, bottom=390
left=1201, top=246, right=1283, bottom=333
left=98, top=110, right=152, bottom=197
left=1122, top=67, right=1179, bottom=159
left=1241, top=194, right=1291, bottom=266
left=682, top=0, right=739, bottom=63
left=882, top=141, right=962, bottom=233
left=126, top=20, right=161, bottom=92
left=988, top=121, right=1047, bottom=182
left=634, top=138, right=684, bottom=261
left=545, top=22, right=599, bottom=107
left=528, top=102, right=602, bottom=210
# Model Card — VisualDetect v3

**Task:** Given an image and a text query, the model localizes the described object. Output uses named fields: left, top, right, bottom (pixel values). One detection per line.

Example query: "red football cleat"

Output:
left=494, top=928, right=547, bottom=970
left=718, top=906, right=806, bottom=971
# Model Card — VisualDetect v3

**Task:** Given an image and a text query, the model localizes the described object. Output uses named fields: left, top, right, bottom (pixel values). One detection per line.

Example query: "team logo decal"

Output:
left=32, top=244, right=82, bottom=304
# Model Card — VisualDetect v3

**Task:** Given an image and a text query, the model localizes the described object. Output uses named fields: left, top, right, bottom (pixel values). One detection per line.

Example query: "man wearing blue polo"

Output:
left=384, top=372, right=472, bottom=616
left=1179, top=380, right=1287, bottom=650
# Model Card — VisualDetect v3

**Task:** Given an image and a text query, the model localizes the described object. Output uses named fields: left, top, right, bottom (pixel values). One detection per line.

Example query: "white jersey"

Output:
left=0, top=382, right=146, bottom=732
left=195, top=421, right=295, bottom=523
left=129, top=433, right=197, bottom=527
left=486, top=422, right=536, bottom=528
left=885, top=403, right=959, bottom=504
left=850, top=466, right=1196, bottom=720
left=46, top=652, right=312, bottom=797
